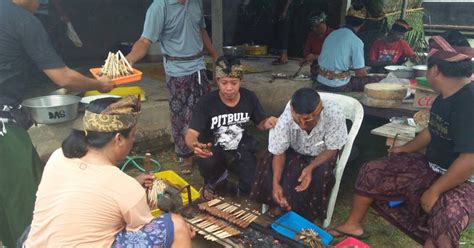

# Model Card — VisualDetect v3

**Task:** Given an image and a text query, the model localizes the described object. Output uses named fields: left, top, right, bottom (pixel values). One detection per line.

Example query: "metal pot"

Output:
left=245, top=45, right=268, bottom=56
left=223, top=46, right=246, bottom=57
left=384, top=65, right=415, bottom=79
left=22, top=95, right=81, bottom=124
left=412, top=65, right=427, bottom=78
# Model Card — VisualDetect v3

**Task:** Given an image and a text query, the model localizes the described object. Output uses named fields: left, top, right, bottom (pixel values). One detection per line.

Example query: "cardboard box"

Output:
left=414, top=86, right=438, bottom=109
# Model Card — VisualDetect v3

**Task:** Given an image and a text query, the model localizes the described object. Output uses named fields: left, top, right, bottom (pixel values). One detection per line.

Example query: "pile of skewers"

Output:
left=198, top=198, right=260, bottom=228
left=99, top=51, right=134, bottom=79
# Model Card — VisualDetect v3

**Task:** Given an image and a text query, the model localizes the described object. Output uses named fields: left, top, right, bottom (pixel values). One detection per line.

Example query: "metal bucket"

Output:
left=22, top=95, right=81, bottom=124
left=223, top=46, right=246, bottom=57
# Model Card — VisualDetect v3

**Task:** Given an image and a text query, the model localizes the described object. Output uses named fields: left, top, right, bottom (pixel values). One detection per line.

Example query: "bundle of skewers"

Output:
left=187, top=213, right=241, bottom=241
left=99, top=51, right=134, bottom=79
left=295, top=228, right=324, bottom=248
left=198, top=198, right=260, bottom=228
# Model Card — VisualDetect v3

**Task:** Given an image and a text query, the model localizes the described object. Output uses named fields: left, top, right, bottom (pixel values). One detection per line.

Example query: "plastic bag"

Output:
left=66, top=22, right=83, bottom=48
left=379, top=72, right=413, bottom=98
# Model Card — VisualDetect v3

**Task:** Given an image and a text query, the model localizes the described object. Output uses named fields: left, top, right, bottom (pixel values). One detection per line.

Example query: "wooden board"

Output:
left=371, top=122, right=417, bottom=140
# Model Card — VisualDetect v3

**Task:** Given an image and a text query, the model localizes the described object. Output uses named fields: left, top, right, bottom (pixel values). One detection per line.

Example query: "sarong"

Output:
left=0, top=124, right=43, bottom=247
left=251, top=149, right=336, bottom=222
left=166, top=69, right=210, bottom=158
left=113, top=213, right=174, bottom=248
left=355, top=153, right=474, bottom=247
left=314, top=75, right=386, bottom=92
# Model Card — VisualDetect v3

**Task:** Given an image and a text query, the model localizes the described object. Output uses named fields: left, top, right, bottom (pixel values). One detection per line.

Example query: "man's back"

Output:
left=317, top=27, right=365, bottom=87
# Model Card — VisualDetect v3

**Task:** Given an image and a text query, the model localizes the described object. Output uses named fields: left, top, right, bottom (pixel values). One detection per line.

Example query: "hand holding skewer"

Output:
left=193, top=142, right=213, bottom=158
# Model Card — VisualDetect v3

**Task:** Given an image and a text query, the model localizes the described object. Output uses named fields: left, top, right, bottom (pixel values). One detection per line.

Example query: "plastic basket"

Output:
left=84, top=86, right=146, bottom=102
left=271, top=211, right=333, bottom=247
left=89, top=67, right=142, bottom=85
left=416, top=77, right=431, bottom=89
left=150, top=170, right=200, bottom=217
left=335, top=237, right=371, bottom=248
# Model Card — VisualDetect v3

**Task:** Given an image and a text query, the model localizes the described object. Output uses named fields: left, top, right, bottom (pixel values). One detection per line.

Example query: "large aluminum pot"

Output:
left=223, top=46, right=246, bottom=57
left=22, top=95, right=81, bottom=124
left=384, top=65, right=415, bottom=79
left=412, top=65, right=427, bottom=78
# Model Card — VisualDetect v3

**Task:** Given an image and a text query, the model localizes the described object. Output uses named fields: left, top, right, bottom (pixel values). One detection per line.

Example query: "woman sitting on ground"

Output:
left=25, top=96, right=194, bottom=248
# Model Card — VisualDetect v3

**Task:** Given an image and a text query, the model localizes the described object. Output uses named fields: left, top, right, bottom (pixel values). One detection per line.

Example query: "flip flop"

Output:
left=329, top=228, right=370, bottom=240
left=180, top=163, right=192, bottom=175
left=271, top=58, right=288, bottom=65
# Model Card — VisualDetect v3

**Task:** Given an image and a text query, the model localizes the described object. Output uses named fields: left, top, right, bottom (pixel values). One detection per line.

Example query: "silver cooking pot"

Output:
left=412, top=65, right=427, bottom=78
left=22, top=95, right=81, bottom=124
left=384, top=65, right=415, bottom=79
left=223, top=46, right=246, bottom=57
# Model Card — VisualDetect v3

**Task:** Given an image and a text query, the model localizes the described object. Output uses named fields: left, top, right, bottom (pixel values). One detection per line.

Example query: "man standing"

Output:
left=316, top=7, right=377, bottom=92
left=0, top=0, right=113, bottom=246
left=330, top=31, right=474, bottom=247
left=251, top=88, right=347, bottom=223
left=127, top=0, right=218, bottom=174
left=185, top=57, right=277, bottom=199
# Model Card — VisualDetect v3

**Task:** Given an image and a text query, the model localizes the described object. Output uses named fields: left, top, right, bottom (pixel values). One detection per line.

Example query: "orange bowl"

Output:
left=89, top=67, right=143, bottom=85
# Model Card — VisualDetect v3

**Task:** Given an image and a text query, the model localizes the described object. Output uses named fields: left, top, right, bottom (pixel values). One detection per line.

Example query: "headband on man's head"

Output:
left=309, top=12, right=327, bottom=25
left=83, top=95, right=141, bottom=133
left=391, top=19, right=412, bottom=33
left=215, top=57, right=243, bottom=80
left=346, top=6, right=367, bottom=20
left=428, top=36, right=474, bottom=62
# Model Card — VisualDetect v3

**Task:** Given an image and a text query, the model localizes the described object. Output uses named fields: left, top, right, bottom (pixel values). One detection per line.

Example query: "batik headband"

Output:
left=215, top=60, right=243, bottom=79
left=83, top=95, right=140, bottom=133
left=346, top=6, right=367, bottom=20
left=428, top=36, right=474, bottom=62
left=391, top=19, right=412, bottom=33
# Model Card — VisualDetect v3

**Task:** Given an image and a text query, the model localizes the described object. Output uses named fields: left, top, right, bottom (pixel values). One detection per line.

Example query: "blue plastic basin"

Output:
left=271, top=211, right=333, bottom=246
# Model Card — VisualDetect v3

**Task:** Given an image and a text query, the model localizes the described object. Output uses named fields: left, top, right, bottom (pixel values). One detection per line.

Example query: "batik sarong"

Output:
left=251, top=149, right=337, bottom=222
left=113, top=213, right=174, bottom=248
left=166, top=69, right=210, bottom=158
left=355, top=153, right=474, bottom=247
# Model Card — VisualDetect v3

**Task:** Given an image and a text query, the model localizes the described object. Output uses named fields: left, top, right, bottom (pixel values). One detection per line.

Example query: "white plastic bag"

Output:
left=378, top=72, right=413, bottom=98
left=66, top=22, right=83, bottom=48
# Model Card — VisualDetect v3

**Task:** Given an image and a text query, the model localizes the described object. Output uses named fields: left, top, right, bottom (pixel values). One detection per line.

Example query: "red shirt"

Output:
left=368, top=39, right=415, bottom=64
left=303, top=28, right=333, bottom=57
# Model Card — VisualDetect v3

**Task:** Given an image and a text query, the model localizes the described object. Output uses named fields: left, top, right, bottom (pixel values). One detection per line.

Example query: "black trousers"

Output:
left=197, top=140, right=257, bottom=194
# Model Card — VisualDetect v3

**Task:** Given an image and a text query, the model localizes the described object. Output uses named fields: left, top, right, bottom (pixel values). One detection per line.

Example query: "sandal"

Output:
left=271, top=58, right=288, bottom=65
left=267, top=206, right=284, bottom=218
left=199, top=185, right=217, bottom=201
left=180, top=163, right=192, bottom=175
left=328, top=228, right=370, bottom=240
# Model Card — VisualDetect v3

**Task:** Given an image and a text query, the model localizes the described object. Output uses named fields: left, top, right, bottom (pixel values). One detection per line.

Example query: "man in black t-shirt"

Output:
left=185, top=57, right=277, bottom=197
left=330, top=31, right=474, bottom=247
left=0, top=1, right=114, bottom=246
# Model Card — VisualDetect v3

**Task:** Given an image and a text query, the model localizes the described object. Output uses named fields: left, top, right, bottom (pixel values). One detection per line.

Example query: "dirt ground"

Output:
left=124, top=116, right=473, bottom=248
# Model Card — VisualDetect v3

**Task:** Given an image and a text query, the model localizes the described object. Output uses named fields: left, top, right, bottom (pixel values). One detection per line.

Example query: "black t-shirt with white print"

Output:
left=189, top=88, right=266, bottom=150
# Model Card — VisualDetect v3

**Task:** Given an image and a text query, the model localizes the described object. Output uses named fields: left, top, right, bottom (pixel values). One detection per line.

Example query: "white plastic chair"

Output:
left=319, top=92, right=364, bottom=228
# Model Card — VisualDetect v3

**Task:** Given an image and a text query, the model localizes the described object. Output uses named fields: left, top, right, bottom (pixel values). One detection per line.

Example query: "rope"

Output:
left=121, top=155, right=162, bottom=172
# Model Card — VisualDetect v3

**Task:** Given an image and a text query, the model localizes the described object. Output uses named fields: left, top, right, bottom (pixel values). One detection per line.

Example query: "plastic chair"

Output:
left=319, top=92, right=364, bottom=228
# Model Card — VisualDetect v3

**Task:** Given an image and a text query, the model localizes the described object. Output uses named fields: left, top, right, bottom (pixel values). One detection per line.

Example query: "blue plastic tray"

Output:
left=271, top=211, right=333, bottom=247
